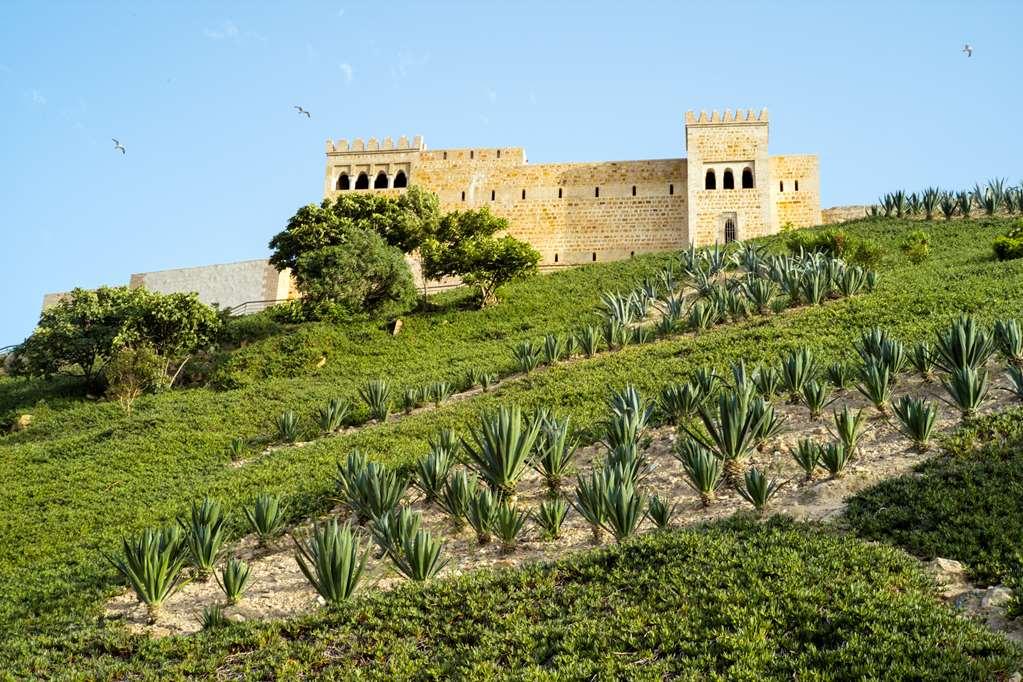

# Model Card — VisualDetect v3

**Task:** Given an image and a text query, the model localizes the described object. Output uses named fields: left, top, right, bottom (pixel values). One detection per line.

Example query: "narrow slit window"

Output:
left=470, top=150, right=474, bottom=159
left=554, top=253, right=559, bottom=263
left=558, top=188, right=563, bottom=198
left=521, top=189, right=526, bottom=200
left=631, top=185, right=636, bottom=196
left=669, top=183, right=674, bottom=195
left=630, top=251, right=635, bottom=258
left=491, top=190, right=496, bottom=201
left=595, top=187, right=600, bottom=198
left=461, top=191, right=466, bottom=201
left=779, top=181, right=784, bottom=192
left=592, top=252, right=597, bottom=261
left=795, top=180, right=800, bottom=191
left=443, top=151, right=447, bottom=160
left=497, top=149, right=501, bottom=159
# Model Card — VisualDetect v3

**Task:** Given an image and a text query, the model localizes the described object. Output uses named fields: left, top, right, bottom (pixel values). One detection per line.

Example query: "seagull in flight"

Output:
left=112, top=138, right=126, bottom=154
left=293, top=105, right=311, bottom=118
left=962, top=43, right=973, bottom=57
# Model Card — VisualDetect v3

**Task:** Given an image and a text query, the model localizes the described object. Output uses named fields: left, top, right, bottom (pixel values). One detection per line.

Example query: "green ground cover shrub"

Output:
left=846, top=408, right=1023, bottom=585
left=1, top=217, right=1023, bottom=675
left=67, top=518, right=1021, bottom=678
left=993, top=222, right=1023, bottom=261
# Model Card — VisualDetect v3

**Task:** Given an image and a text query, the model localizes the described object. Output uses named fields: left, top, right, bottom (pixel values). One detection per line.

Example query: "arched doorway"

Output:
left=355, top=172, right=369, bottom=189
left=374, top=171, right=389, bottom=189
left=336, top=173, right=350, bottom=190
left=393, top=170, right=408, bottom=188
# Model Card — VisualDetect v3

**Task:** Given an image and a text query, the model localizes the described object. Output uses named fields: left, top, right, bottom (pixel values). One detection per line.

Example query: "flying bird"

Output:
left=293, top=105, right=311, bottom=118
left=962, top=43, right=973, bottom=57
left=112, top=138, right=125, bottom=154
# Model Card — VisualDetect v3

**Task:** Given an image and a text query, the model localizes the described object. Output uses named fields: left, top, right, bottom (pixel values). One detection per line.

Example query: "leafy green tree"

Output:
left=14, top=287, right=220, bottom=386
left=269, top=185, right=440, bottom=272
left=420, top=208, right=540, bottom=307
left=294, top=229, right=417, bottom=313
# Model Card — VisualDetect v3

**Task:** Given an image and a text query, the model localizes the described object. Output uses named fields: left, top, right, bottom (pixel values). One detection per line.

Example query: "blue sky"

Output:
left=1, top=1, right=1020, bottom=343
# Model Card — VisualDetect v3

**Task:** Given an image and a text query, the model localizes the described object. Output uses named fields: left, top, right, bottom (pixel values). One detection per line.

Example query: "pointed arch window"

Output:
left=336, top=173, right=350, bottom=190
left=355, top=172, right=369, bottom=190
left=393, top=170, right=408, bottom=188
left=741, top=167, right=754, bottom=189
left=374, top=171, right=388, bottom=189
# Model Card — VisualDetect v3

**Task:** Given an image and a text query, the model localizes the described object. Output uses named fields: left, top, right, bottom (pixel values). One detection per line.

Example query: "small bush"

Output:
left=900, top=229, right=930, bottom=264
left=993, top=223, right=1023, bottom=260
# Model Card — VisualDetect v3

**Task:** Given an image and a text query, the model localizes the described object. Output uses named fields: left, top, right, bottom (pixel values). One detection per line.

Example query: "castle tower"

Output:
left=684, top=109, right=771, bottom=245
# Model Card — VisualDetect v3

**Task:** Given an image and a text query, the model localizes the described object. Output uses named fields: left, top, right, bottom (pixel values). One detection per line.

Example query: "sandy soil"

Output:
left=106, top=366, right=1022, bottom=638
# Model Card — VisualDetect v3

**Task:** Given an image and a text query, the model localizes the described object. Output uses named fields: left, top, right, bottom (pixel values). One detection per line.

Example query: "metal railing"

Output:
left=225, top=299, right=290, bottom=316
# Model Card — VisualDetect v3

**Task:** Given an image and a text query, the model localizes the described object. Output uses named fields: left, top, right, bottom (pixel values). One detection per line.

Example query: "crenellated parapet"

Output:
left=325, top=135, right=425, bottom=154
left=685, top=109, right=768, bottom=125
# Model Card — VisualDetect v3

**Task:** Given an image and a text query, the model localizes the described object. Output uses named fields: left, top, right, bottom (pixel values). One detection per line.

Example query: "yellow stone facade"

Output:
left=323, top=109, right=820, bottom=266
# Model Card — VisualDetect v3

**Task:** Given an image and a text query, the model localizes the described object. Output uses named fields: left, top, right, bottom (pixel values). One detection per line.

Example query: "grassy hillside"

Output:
left=1, top=216, right=1023, bottom=676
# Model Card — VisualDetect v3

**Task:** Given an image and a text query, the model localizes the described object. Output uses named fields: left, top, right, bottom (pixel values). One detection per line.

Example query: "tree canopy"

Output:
left=13, top=287, right=221, bottom=385
left=420, top=207, right=540, bottom=307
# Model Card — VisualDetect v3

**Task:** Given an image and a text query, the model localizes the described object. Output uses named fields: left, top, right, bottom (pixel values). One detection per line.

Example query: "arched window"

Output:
left=705, top=169, right=716, bottom=190
left=723, top=169, right=735, bottom=190
left=336, top=173, right=350, bottom=191
left=355, top=172, right=369, bottom=190
left=741, top=168, right=754, bottom=189
left=393, top=170, right=408, bottom=188
left=724, top=219, right=737, bottom=244
left=374, top=171, right=388, bottom=189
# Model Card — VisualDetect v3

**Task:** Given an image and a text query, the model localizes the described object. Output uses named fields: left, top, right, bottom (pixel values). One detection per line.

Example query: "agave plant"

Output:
left=837, top=266, right=867, bottom=297
left=274, top=410, right=300, bottom=443
left=533, top=497, right=568, bottom=541
left=465, top=488, right=499, bottom=545
left=430, top=428, right=461, bottom=459
left=601, top=469, right=645, bottom=542
left=934, top=316, right=995, bottom=373
left=659, top=382, right=705, bottom=424
left=1005, top=365, right=1023, bottom=400
left=856, top=359, right=893, bottom=414
left=824, top=362, right=854, bottom=389
left=780, top=347, right=820, bottom=403
left=225, top=437, right=247, bottom=463
left=429, top=381, right=454, bottom=406
left=684, top=391, right=766, bottom=483
left=339, top=461, right=409, bottom=523
left=800, top=380, right=833, bottom=420
left=199, top=603, right=227, bottom=630
left=572, top=469, right=609, bottom=543
left=104, top=526, right=190, bottom=621
left=922, top=186, right=941, bottom=220
left=542, top=333, right=567, bottom=364
left=532, top=415, right=578, bottom=492
left=512, top=340, right=543, bottom=374
left=909, top=341, right=935, bottom=382
left=438, top=469, right=477, bottom=529
left=749, top=396, right=786, bottom=450
left=743, top=277, right=778, bottom=314
left=577, top=326, right=602, bottom=357
left=316, top=398, right=350, bottom=433
left=939, top=191, right=957, bottom=220
left=790, top=439, right=821, bottom=481
left=180, top=497, right=228, bottom=580
left=691, top=367, right=720, bottom=400
left=244, top=494, right=287, bottom=547
left=293, top=520, right=369, bottom=607
left=391, top=529, right=448, bottom=581
left=753, top=365, right=783, bottom=398
left=892, top=395, right=938, bottom=451
left=736, top=467, right=787, bottom=514
left=462, top=406, right=541, bottom=498
left=941, top=366, right=989, bottom=421
left=464, top=367, right=484, bottom=390
left=601, top=291, right=637, bottom=326
left=216, top=557, right=251, bottom=605
left=820, top=442, right=850, bottom=478
left=994, top=319, right=1023, bottom=366
left=414, top=446, right=454, bottom=504
left=369, top=506, right=421, bottom=564
left=956, top=191, right=973, bottom=218
left=646, top=494, right=677, bottom=530
left=729, top=359, right=757, bottom=397
left=675, top=439, right=723, bottom=507
left=830, top=406, right=868, bottom=457
left=359, top=379, right=391, bottom=421
left=401, top=387, right=423, bottom=414
left=604, top=319, right=629, bottom=349
left=493, top=500, right=528, bottom=552
left=800, top=269, right=829, bottom=305
left=688, top=300, right=716, bottom=334
left=480, top=373, right=497, bottom=392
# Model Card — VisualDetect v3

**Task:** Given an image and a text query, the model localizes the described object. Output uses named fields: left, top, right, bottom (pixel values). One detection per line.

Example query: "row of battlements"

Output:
left=326, top=135, right=425, bottom=154
left=685, top=109, right=769, bottom=125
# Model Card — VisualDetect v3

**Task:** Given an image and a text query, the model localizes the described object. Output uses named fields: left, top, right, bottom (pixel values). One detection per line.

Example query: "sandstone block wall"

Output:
left=769, top=155, right=822, bottom=228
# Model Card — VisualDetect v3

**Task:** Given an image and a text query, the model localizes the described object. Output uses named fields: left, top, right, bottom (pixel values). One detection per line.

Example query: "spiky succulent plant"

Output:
left=941, top=366, right=989, bottom=421
left=216, top=557, right=251, bottom=605
left=359, top=379, right=391, bottom=421
left=675, top=439, right=723, bottom=508
left=293, top=519, right=369, bottom=607
left=533, top=497, right=568, bottom=541
left=274, top=410, right=301, bottom=443
left=736, top=466, right=787, bottom=514
left=104, top=525, right=190, bottom=621
left=244, top=493, right=287, bottom=547
left=790, top=439, right=821, bottom=481
left=461, top=405, right=541, bottom=498
left=892, top=395, right=938, bottom=451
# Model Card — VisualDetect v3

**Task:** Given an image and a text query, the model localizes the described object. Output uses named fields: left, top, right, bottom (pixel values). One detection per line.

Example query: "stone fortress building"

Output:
left=323, top=109, right=820, bottom=266
left=42, top=109, right=821, bottom=313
